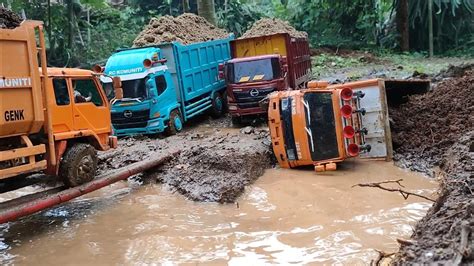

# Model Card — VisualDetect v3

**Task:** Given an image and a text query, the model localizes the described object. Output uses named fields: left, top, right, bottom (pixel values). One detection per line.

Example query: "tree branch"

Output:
left=352, top=179, right=435, bottom=202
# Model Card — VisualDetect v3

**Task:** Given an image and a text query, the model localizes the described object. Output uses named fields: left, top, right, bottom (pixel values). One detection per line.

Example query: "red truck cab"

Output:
left=225, top=55, right=287, bottom=121
left=222, top=33, right=311, bottom=124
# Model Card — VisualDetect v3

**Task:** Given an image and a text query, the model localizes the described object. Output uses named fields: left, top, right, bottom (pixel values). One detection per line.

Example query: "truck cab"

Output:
left=102, top=47, right=181, bottom=136
left=267, top=80, right=393, bottom=172
left=225, top=55, right=287, bottom=120
left=224, top=33, right=311, bottom=123
left=0, top=21, right=117, bottom=186
left=103, top=36, right=233, bottom=137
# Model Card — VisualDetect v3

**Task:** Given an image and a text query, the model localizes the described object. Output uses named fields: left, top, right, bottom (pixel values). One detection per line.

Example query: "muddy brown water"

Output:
left=0, top=160, right=436, bottom=264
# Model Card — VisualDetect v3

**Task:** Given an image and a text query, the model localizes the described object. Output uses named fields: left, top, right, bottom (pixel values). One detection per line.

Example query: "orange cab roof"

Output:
left=46, top=67, right=94, bottom=77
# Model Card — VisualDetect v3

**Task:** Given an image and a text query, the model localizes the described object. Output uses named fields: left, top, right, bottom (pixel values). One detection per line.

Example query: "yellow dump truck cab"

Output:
left=0, top=21, right=116, bottom=186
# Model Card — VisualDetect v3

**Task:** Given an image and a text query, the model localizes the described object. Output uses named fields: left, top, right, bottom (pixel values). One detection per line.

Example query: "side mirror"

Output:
left=146, top=79, right=157, bottom=97
left=112, top=76, right=123, bottom=100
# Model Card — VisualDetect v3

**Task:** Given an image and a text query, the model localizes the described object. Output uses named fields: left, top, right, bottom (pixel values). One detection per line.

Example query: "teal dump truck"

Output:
left=101, top=36, right=233, bottom=136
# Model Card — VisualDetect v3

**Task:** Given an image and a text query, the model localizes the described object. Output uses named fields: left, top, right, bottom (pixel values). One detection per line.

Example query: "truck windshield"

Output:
left=228, top=58, right=281, bottom=83
left=122, top=78, right=148, bottom=100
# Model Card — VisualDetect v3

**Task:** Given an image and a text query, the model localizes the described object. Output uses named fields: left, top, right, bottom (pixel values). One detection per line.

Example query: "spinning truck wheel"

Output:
left=59, top=143, right=98, bottom=187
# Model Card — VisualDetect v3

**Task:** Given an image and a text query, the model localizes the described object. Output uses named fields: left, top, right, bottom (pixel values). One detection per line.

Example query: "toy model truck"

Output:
left=267, top=79, right=393, bottom=172
left=101, top=35, right=234, bottom=136
left=0, top=21, right=118, bottom=186
left=222, top=33, right=312, bottom=123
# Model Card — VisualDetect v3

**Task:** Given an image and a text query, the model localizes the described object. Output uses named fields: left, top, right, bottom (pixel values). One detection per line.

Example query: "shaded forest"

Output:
left=2, top=0, right=473, bottom=67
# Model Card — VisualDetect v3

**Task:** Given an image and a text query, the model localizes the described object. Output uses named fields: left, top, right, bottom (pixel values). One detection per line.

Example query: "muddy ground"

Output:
left=133, top=13, right=229, bottom=47
left=98, top=116, right=274, bottom=203
left=389, top=70, right=473, bottom=264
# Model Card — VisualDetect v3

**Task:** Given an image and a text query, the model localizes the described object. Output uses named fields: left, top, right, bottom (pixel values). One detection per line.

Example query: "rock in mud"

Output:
left=241, top=18, right=308, bottom=39
left=133, top=13, right=229, bottom=47
left=0, top=7, right=21, bottom=29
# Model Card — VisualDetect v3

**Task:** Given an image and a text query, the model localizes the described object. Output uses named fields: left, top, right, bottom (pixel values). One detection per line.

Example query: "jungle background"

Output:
left=1, top=0, right=473, bottom=70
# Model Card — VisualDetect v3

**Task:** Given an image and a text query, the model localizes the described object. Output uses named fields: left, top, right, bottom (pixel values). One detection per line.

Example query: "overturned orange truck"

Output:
left=268, top=79, right=393, bottom=171
left=0, top=21, right=118, bottom=186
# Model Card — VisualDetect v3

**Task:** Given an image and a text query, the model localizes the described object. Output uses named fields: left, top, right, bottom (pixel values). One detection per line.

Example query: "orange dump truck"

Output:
left=0, top=21, right=118, bottom=186
left=268, top=79, right=393, bottom=171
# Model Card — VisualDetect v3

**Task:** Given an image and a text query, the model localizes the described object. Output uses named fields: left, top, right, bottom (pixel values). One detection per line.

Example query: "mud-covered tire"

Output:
left=210, top=92, right=225, bottom=118
left=231, top=116, right=242, bottom=125
left=166, top=109, right=183, bottom=135
left=221, top=90, right=229, bottom=112
left=59, top=143, right=97, bottom=187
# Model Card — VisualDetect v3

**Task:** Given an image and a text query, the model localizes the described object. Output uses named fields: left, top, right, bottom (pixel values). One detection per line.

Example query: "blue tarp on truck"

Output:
left=102, top=35, right=234, bottom=136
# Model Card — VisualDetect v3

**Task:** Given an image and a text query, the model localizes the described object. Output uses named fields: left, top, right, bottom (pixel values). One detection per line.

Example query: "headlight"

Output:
left=149, top=121, right=160, bottom=127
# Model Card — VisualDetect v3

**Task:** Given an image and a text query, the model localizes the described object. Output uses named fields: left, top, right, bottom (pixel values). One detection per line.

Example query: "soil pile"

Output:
left=241, top=18, right=307, bottom=39
left=390, top=71, right=473, bottom=175
left=391, top=71, right=474, bottom=264
left=133, top=13, right=229, bottom=47
left=0, top=7, right=21, bottom=29
left=98, top=120, right=273, bottom=203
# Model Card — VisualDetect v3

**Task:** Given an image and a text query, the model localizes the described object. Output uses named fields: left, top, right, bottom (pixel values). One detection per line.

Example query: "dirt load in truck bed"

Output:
left=0, top=7, right=21, bottom=29
left=240, top=18, right=308, bottom=39
left=133, top=13, right=229, bottom=47
left=390, top=70, right=474, bottom=264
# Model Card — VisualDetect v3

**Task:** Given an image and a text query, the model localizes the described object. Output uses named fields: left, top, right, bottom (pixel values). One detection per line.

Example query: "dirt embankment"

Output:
left=391, top=71, right=473, bottom=264
left=390, top=69, right=473, bottom=175
left=133, top=13, right=229, bottom=47
left=98, top=120, right=273, bottom=203
left=0, top=7, right=21, bottom=29
left=240, top=18, right=307, bottom=39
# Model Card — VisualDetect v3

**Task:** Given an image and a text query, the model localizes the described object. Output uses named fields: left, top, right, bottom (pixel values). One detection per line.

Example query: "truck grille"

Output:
left=233, top=87, right=275, bottom=109
left=111, top=109, right=150, bottom=130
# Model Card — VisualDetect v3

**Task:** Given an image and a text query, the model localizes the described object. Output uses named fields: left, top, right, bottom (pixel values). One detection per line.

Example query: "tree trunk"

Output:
left=396, top=0, right=409, bottom=51
left=428, top=0, right=434, bottom=57
left=197, top=0, right=217, bottom=25
left=67, top=0, right=74, bottom=51
left=182, top=0, right=189, bottom=13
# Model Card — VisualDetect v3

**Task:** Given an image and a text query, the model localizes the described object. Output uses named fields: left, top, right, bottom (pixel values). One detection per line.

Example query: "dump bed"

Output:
left=230, top=33, right=311, bottom=88
left=158, top=35, right=234, bottom=103
left=0, top=21, right=45, bottom=138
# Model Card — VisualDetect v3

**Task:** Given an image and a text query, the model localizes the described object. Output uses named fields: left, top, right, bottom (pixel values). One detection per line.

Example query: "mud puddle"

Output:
left=0, top=160, right=436, bottom=264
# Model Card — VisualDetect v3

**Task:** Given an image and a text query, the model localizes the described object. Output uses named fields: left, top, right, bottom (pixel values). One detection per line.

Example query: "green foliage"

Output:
left=407, top=0, right=474, bottom=53
left=216, top=0, right=264, bottom=36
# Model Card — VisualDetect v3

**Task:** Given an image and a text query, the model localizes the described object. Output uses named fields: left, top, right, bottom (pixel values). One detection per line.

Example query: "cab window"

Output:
left=72, top=79, right=104, bottom=106
left=52, top=79, right=70, bottom=106
left=155, top=75, right=167, bottom=96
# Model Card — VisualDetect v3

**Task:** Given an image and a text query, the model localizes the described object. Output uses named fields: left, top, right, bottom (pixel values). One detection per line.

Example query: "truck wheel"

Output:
left=231, top=116, right=242, bottom=125
left=221, top=91, right=229, bottom=112
left=59, top=143, right=97, bottom=187
left=166, top=110, right=183, bottom=135
left=210, top=92, right=225, bottom=118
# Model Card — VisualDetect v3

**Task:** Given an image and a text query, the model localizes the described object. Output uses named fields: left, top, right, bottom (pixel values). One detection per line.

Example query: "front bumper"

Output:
left=228, top=104, right=266, bottom=117
left=113, top=117, right=166, bottom=136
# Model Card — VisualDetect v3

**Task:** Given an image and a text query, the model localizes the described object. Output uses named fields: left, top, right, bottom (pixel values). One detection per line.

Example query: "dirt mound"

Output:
left=394, top=132, right=474, bottom=264
left=98, top=120, right=273, bottom=203
left=241, top=18, right=307, bottom=39
left=390, top=71, right=473, bottom=174
left=0, top=7, right=21, bottom=29
left=391, top=70, right=474, bottom=264
left=133, top=13, right=229, bottom=47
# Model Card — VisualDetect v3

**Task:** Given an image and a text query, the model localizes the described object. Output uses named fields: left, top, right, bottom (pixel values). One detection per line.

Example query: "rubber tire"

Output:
left=59, top=143, right=97, bottom=187
left=166, top=109, right=183, bottom=136
left=231, top=116, right=242, bottom=125
left=221, top=90, right=229, bottom=112
left=210, top=92, right=225, bottom=118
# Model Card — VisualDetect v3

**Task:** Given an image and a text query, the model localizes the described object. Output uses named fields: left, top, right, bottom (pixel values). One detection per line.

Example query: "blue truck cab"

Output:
left=102, top=36, right=233, bottom=136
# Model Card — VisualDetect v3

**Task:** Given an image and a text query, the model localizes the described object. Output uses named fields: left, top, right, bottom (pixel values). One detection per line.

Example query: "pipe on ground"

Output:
left=0, top=150, right=180, bottom=224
